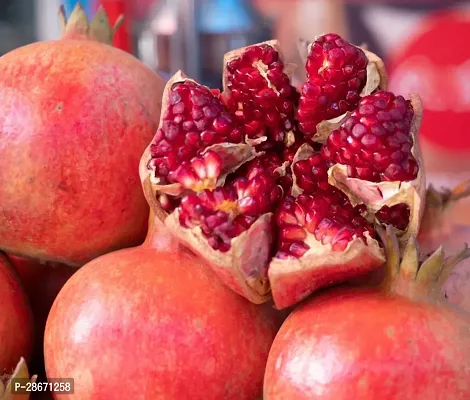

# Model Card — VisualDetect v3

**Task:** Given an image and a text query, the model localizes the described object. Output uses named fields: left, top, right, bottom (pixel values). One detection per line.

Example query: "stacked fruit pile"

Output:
left=0, top=4, right=469, bottom=400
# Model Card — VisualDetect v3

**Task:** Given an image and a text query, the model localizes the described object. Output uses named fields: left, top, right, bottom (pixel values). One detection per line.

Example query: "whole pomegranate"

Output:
left=44, top=216, right=278, bottom=400
left=141, top=34, right=429, bottom=309
left=0, top=4, right=165, bottom=265
left=0, top=253, right=33, bottom=379
left=264, top=227, right=470, bottom=399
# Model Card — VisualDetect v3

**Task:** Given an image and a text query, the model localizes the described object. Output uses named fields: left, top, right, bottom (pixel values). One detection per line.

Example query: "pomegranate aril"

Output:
left=292, top=151, right=329, bottom=195
left=149, top=79, right=243, bottom=183
left=322, top=90, right=418, bottom=183
left=169, top=151, right=223, bottom=192
left=376, top=204, right=410, bottom=231
left=178, top=168, right=280, bottom=252
left=224, top=42, right=299, bottom=147
left=298, top=33, right=369, bottom=136
left=275, top=190, right=375, bottom=259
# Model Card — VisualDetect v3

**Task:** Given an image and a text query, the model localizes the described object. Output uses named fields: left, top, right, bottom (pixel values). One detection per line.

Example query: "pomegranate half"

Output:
left=264, top=227, right=470, bottom=399
left=0, top=4, right=165, bottom=266
left=44, top=214, right=279, bottom=399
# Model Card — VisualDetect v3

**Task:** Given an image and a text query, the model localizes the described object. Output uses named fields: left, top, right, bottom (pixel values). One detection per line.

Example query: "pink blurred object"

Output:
left=98, top=0, right=133, bottom=53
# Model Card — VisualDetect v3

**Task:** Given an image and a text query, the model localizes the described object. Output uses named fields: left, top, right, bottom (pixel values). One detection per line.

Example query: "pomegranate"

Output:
left=0, top=253, right=34, bottom=388
left=141, top=35, right=425, bottom=309
left=264, top=227, right=470, bottom=399
left=44, top=214, right=278, bottom=400
left=0, top=4, right=165, bottom=266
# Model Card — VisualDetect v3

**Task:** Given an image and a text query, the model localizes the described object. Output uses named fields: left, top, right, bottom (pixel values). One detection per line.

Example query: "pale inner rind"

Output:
left=165, top=209, right=273, bottom=304
left=270, top=231, right=384, bottom=275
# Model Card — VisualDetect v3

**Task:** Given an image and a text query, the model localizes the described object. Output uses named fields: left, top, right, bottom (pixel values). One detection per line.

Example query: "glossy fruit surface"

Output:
left=265, top=229, right=470, bottom=400
left=0, top=6, right=165, bottom=265
left=44, top=246, right=277, bottom=399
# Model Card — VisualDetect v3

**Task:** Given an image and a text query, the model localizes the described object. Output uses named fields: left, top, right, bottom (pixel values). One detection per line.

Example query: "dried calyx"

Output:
left=418, top=180, right=470, bottom=253
left=0, top=358, right=36, bottom=400
left=379, top=225, right=470, bottom=303
left=142, top=34, right=431, bottom=309
left=59, top=3, right=123, bottom=44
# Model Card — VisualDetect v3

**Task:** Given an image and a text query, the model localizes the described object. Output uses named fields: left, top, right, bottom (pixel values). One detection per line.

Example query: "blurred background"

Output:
left=2, top=0, right=470, bottom=217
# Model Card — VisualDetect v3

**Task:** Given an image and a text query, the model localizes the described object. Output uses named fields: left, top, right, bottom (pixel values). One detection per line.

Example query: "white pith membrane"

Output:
left=0, top=358, right=36, bottom=400
left=222, top=40, right=298, bottom=148
left=268, top=142, right=386, bottom=309
left=297, top=35, right=388, bottom=143
left=327, top=94, right=426, bottom=248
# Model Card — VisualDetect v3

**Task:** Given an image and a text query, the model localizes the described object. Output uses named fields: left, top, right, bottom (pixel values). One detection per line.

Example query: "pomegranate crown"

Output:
left=379, top=225, right=470, bottom=302
left=59, top=3, right=123, bottom=45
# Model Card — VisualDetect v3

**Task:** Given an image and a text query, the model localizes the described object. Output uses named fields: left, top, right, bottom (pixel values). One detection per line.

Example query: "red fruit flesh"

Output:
left=322, top=90, right=422, bottom=233
left=322, top=90, right=417, bottom=183
left=179, top=173, right=282, bottom=252
left=297, top=33, right=368, bottom=136
left=376, top=203, right=411, bottom=231
left=268, top=190, right=383, bottom=308
left=264, top=231, right=470, bottom=399
left=149, top=80, right=243, bottom=184
left=276, top=191, right=376, bottom=257
left=44, top=246, right=278, bottom=400
left=0, top=18, right=165, bottom=265
left=292, top=152, right=330, bottom=194
left=170, top=150, right=223, bottom=192
left=0, top=253, right=33, bottom=376
left=223, top=42, right=299, bottom=148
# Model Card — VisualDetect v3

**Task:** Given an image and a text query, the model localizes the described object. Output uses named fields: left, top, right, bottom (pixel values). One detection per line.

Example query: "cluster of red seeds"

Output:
left=297, top=33, right=369, bottom=135
left=148, top=33, right=418, bottom=257
left=224, top=44, right=299, bottom=149
left=179, top=175, right=282, bottom=252
left=149, top=81, right=243, bottom=184
left=276, top=191, right=376, bottom=258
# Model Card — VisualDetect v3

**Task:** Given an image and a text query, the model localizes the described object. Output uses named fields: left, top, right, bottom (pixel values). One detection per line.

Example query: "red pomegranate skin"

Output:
left=264, top=286, right=470, bottom=399
left=0, top=253, right=34, bottom=375
left=0, top=39, right=165, bottom=265
left=9, top=255, right=77, bottom=382
left=44, top=247, right=277, bottom=400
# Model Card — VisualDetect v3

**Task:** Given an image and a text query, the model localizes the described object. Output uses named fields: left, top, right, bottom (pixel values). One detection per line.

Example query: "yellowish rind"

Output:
left=165, top=210, right=273, bottom=304
left=269, top=231, right=385, bottom=309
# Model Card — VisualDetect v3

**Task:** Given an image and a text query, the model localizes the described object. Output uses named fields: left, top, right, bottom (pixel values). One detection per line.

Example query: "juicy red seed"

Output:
left=224, top=43, right=299, bottom=147
left=292, top=152, right=329, bottom=194
left=275, top=190, right=375, bottom=259
left=298, top=33, right=369, bottom=136
left=178, top=169, right=280, bottom=252
left=375, top=203, right=410, bottom=231
left=169, top=151, right=223, bottom=191
left=322, top=90, right=418, bottom=183
left=149, top=80, right=243, bottom=183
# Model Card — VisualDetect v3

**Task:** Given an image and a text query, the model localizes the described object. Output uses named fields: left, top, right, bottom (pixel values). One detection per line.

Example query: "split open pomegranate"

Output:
left=141, top=34, right=429, bottom=309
